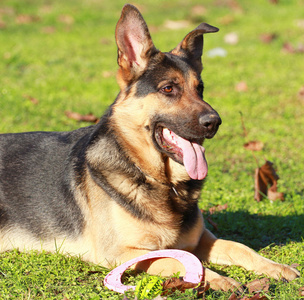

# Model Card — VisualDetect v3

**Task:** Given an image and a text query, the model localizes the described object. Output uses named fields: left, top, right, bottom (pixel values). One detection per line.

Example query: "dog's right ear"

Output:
left=115, top=4, right=157, bottom=85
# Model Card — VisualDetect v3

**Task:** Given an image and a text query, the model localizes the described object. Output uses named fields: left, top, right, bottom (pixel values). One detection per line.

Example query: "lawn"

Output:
left=0, top=0, right=303, bottom=299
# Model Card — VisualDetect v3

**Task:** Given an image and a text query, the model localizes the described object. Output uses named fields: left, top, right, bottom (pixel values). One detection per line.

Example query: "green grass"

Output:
left=0, top=0, right=304, bottom=299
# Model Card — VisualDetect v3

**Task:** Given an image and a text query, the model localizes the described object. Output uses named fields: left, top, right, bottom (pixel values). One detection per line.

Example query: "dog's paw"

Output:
left=204, top=268, right=243, bottom=292
left=263, top=263, right=300, bottom=281
left=209, top=275, right=244, bottom=292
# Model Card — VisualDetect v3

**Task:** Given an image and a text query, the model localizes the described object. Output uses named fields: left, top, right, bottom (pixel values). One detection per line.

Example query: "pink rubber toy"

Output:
left=104, top=249, right=204, bottom=293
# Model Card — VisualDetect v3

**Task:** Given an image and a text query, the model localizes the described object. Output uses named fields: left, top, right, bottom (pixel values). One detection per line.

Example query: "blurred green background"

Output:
left=0, top=0, right=303, bottom=299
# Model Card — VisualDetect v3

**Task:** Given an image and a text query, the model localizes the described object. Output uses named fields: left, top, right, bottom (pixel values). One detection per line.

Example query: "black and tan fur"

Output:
left=0, top=4, right=299, bottom=291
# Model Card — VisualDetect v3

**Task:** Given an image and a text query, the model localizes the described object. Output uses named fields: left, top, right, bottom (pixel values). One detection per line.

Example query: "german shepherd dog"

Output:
left=0, top=4, right=299, bottom=291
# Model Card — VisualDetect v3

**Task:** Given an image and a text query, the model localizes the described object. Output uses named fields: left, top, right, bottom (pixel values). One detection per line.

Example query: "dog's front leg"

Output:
left=114, top=248, right=186, bottom=277
left=193, top=228, right=300, bottom=290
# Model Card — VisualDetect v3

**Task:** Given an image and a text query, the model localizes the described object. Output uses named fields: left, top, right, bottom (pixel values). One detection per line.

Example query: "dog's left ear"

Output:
left=115, top=4, right=158, bottom=84
left=172, top=23, right=219, bottom=73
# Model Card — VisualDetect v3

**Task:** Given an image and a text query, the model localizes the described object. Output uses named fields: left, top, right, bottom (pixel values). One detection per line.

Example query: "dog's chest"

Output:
left=112, top=204, right=203, bottom=252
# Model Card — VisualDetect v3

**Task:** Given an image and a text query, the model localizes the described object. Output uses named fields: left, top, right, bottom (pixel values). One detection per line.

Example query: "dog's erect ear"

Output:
left=115, top=4, right=157, bottom=83
left=171, top=23, right=219, bottom=73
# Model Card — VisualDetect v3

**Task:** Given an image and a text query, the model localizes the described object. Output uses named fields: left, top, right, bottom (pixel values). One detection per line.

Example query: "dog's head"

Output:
left=113, top=4, right=221, bottom=181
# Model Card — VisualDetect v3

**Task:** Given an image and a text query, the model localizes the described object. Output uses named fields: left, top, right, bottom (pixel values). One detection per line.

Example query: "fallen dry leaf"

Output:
left=282, top=42, right=294, bottom=54
left=244, top=141, right=264, bottom=151
left=16, top=14, right=40, bottom=24
left=229, top=292, right=268, bottom=300
left=260, top=33, right=278, bottom=43
left=235, top=81, right=248, bottom=92
left=162, top=277, right=197, bottom=294
left=65, top=111, right=99, bottom=123
left=267, top=183, right=284, bottom=201
left=209, top=203, right=228, bottom=214
left=23, top=95, right=39, bottom=105
left=299, top=286, right=304, bottom=297
left=246, top=278, right=270, bottom=294
left=254, top=161, right=284, bottom=202
left=162, top=277, right=209, bottom=296
left=282, top=42, right=304, bottom=54
left=298, top=86, right=304, bottom=103
left=228, top=293, right=239, bottom=300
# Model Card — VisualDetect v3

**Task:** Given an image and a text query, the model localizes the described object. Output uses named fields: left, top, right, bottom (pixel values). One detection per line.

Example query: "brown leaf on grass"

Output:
left=162, top=277, right=209, bottom=296
left=267, top=182, right=284, bottom=201
left=23, top=95, right=39, bottom=105
left=228, top=293, right=239, bottom=300
left=209, top=203, right=228, bottom=214
left=246, top=278, right=270, bottom=294
left=260, top=33, right=278, bottom=43
left=254, top=161, right=284, bottom=202
left=248, top=294, right=268, bottom=300
left=282, top=42, right=294, bottom=53
left=65, top=111, right=99, bottom=123
left=299, top=286, right=304, bottom=297
left=298, top=86, right=304, bottom=103
left=229, top=292, right=268, bottom=300
left=162, top=277, right=197, bottom=294
left=16, top=14, right=40, bottom=24
left=244, top=141, right=264, bottom=151
left=282, top=42, right=304, bottom=54
left=235, top=81, right=248, bottom=92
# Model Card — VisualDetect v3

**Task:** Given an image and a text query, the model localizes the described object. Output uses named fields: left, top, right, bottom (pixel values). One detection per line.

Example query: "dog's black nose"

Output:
left=199, top=112, right=222, bottom=138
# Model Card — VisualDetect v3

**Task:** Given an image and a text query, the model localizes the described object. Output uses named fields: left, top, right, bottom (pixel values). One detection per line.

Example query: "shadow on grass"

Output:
left=204, top=210, right=304, bottom=250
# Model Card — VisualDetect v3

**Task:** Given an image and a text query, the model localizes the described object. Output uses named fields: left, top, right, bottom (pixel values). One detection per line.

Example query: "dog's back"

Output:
left=0, top=127, right=92, bottom=241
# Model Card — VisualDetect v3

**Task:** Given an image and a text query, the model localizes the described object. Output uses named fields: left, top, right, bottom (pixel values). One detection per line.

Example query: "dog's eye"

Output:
left=162, top=86, right=173, bottom=94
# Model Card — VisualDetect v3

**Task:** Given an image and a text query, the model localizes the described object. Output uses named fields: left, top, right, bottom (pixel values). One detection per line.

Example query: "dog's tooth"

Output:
left=163, top=128, right=171, bottom=140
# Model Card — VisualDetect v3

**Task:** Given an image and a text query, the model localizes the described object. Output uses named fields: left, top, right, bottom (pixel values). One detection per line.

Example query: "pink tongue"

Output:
left=174, top=134, right=208, bottom=180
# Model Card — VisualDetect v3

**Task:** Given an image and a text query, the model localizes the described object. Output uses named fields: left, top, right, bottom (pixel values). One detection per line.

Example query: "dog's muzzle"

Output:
left=199, top=112, right=222, bottom=139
